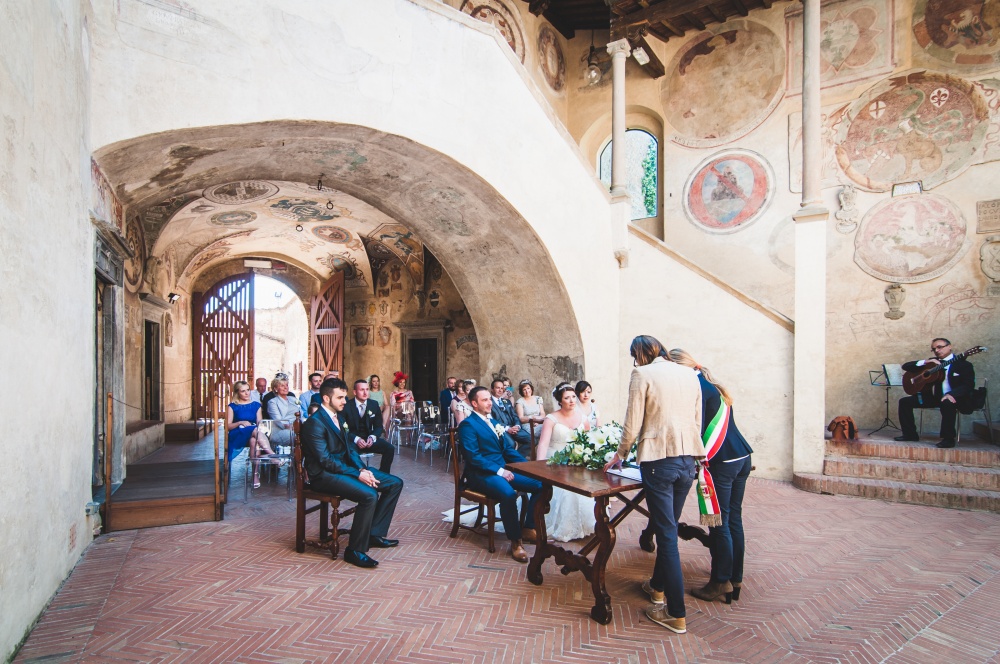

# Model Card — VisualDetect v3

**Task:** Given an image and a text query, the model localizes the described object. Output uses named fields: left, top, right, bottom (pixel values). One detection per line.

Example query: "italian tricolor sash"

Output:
left=696, top=402, right=729, bottom=527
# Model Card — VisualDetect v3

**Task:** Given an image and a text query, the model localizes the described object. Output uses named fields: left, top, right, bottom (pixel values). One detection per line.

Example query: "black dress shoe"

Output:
left=368, top=536, right=399, bottom=548
left=343, top=548, right=379, bottom=568
left=936, top=440, right=956, bottom=448
left=894, top=435, right=920, bottom=442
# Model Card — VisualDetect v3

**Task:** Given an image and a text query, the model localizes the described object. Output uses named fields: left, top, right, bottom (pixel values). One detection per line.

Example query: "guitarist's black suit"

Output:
left=898, top=354, right=975, bottom=445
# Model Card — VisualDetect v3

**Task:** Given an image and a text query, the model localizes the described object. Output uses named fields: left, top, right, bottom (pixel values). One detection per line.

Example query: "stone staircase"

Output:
left=794, top=434, right=1000, bottom=512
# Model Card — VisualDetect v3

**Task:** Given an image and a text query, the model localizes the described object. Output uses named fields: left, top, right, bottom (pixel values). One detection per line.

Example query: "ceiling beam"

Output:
left=658, top=18, right=685, bottom=37
left=630, top=34, right=666, bottom=78
left=730, top=0, right=750, bottom=17
left=527, top=0, right=550, bottom=15
left=705, top=5, right=725, bottom=22
left=685, top=13, right=707, bottom=30
left=760, top=0, right=773, bottom=7
left=622, top=0, right=719, bottom=27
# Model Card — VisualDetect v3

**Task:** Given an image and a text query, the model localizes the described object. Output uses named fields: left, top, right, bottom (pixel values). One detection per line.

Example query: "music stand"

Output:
left=869, top=364, right=903, bottom=435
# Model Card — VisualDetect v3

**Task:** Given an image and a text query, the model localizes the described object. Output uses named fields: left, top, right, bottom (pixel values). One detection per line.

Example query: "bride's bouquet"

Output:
left=547, top=422, right=626, bottom=470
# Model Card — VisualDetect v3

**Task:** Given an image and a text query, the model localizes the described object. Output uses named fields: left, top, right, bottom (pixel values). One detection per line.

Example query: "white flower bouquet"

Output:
left=547, top=422, right=628, bottom=470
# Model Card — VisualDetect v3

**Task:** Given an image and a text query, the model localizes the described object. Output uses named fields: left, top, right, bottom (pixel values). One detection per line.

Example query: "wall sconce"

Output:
left=167, top=293, right=180, bottom=303
left=632, top=47, right=650, bottom=65
left=585, top=30, right=602, bottom=85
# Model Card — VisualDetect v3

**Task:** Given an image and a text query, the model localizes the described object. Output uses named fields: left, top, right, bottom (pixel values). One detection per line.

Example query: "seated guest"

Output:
left=300, top=378, right=404, bottom=569
left=502, top=377, right=514, bottom=401
left=266, top=376, right=299, bottom=448
left=450, top=379, right=475, bottom=426
left=383, top=371, right=415, bottom=431
left=262, top=372, right=296, bottom=414
left=310, top=372, right=341, bottom=409
left=307, top=402, right=320, bottom=417
left=439, top=376, right=458, bottom=421
left=368, top=374, right=386, bottom=410
left=298, top=372, right=323, bottom=418
left=344, top=378, right=395, bottom=473
left=515, top=379, right=546, bottom=439
left=576, top=380, right=601, bottom=428
left=459, top=386, right=542, bottom=562
left=249, top=377, right=267, bottom=403
left=226, top=380, right=276, bottom=488
left=490, top=379, right=532, bottom=457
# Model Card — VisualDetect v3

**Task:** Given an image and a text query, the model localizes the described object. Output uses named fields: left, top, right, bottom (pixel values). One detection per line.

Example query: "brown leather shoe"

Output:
left=521, top=528, right=537, bottom=544
left=510, top=540, right=528, bottom=563
left=691, top=579, right=733, bottom=602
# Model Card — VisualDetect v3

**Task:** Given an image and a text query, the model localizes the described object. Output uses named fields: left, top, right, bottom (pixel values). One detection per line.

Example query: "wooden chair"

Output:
left=294, top=415, right=356, bottom=560
left=527, top=417, right=542, bottom=460
left=447, top=428, right=500, bottom=552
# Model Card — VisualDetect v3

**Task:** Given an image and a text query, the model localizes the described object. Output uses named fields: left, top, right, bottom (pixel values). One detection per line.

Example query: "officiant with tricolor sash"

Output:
left=667, top=348, right=753, bottom=605
left=604, top=335, right=704, bottom=635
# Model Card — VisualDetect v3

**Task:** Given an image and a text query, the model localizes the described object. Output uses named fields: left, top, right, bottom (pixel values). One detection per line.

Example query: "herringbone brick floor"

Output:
left=16, top=449, right=1000, bottom=663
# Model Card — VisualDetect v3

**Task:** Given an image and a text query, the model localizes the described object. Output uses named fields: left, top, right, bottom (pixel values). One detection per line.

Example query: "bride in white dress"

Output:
left=535, top=385, right=596, bottom=542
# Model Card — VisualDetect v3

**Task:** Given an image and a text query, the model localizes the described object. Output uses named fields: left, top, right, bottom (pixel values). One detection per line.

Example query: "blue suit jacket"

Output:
left=439, top=388, right=455, bottom=416
left=698, top=374, right=753, bottom=466
left=458, top=412, right=526, bottom=478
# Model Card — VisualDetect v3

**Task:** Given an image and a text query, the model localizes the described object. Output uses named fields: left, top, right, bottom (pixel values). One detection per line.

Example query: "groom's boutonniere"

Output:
left=493, top=423, right=505, bottom=437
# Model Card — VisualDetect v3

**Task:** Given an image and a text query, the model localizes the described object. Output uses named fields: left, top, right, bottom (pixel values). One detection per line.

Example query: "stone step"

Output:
left=823, top=456, right=1000, bottom=491
left=793, top=473, right=1000, bottom=512
left=826, top=438, right=1000, bottom=468
left=972, top=420, right=999, bottom=444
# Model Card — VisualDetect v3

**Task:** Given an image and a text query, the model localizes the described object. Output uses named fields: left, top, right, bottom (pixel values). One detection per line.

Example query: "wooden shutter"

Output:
left=193, top=274, right=255, bottom=421
left=310, top=272, right=344, bottom=377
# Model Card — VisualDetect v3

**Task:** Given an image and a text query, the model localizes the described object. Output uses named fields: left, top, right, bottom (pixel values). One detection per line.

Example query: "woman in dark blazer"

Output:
left=668, top=349, right=753, bottom=604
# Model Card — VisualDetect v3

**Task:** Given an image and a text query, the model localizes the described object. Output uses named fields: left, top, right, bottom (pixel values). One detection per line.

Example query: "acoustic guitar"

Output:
left=901, top=346, right=987, bottom=396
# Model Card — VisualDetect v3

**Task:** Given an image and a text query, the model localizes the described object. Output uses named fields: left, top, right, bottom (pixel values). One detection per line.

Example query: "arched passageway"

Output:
left=93, top=121, right=587, bottom=416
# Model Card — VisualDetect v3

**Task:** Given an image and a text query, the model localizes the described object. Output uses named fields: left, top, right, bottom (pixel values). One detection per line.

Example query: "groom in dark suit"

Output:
left=459, top=386, right=542, bottom=563
left=343, top=378, right=395, bottom=473
left=300, top=378, right=403, bottom=568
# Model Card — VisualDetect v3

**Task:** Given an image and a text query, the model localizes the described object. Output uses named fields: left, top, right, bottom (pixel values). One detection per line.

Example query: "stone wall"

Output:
left=0, top=0, right=93, bottom=658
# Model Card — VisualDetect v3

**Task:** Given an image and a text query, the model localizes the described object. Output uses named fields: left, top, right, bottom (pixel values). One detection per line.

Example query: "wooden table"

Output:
left=507, top=460, right=651, bottom=624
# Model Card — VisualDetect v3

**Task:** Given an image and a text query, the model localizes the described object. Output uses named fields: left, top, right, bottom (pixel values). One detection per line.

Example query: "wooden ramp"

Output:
left=106, top=430, right=225, bottom=532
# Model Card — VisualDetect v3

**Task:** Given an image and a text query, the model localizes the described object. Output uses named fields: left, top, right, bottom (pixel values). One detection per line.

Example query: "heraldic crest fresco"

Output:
left=834, top=71, right=990, bottom=190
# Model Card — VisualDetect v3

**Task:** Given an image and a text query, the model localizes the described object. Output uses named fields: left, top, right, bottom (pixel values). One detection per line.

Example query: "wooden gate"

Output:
left=192, top=274, right=255, bottom=422
left=310, top=272, right=344, bottom=377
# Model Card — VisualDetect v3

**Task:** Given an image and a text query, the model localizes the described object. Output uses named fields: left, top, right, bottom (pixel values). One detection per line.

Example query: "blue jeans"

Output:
left=640, top=456, right=696, bottom=619
left=708, top=456, right=751, bottom=584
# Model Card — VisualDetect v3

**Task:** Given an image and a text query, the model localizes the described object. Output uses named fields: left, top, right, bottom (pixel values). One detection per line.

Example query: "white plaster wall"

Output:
left=618, top=234, right=795, bottom=480
left=0, top=1, right=92, bottom=658
left=87, top=0, right=623, bottom=403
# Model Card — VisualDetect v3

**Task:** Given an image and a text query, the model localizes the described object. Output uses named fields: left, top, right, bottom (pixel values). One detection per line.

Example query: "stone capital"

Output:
left=606, top=38, right=631, bottom=58
left=792, top=204, right=830, bottom=224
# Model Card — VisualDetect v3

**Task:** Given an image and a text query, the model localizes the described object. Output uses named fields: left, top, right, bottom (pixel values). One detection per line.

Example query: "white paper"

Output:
left=607, top=465, right=642, bottom=482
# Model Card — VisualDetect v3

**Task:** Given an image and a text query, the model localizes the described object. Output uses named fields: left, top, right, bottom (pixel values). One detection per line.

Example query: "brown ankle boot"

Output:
left=691, top=579, right=733, bottom=602
left=510, top=540, right=528, bottom=563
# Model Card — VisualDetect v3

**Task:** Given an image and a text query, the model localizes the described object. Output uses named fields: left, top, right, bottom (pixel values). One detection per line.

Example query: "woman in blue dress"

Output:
left=227, top=381, right=275, bottom=488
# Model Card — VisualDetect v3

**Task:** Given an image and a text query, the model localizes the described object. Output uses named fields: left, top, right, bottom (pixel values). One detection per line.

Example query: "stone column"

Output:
left=792, top=0, right=830, bottom=475
left=606, top=38, right=631, bottom=198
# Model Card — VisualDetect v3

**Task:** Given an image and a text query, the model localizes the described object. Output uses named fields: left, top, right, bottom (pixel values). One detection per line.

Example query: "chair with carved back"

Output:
left=294, top=415, right=356, bottom=560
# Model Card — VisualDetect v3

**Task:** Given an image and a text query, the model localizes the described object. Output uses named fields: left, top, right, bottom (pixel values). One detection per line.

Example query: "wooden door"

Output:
left=311, top=272, right=344, bottom=377
left=193, top=274, right=255, bottom=421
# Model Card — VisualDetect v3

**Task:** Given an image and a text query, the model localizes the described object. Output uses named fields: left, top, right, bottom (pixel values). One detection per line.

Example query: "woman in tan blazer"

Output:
left=605, top=335, right=703, bottom=635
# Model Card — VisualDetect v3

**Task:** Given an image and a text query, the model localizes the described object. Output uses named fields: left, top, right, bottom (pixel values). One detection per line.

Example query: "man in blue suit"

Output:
left=439, top=376, right=457, bottom=422
left=300, top=378, right=403, bottom=569
left=489, top=379, right=532, bottom=457
left=458, top=386, right=542, bottom=563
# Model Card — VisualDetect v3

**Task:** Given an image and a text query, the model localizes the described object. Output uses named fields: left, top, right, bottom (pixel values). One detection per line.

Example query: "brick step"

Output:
left=793, top=473, right=1000, bottom=512
left=826, top=438, right=1000, bottom=468
left=823, top=456, right=1000, bottom=491
left=973, top=420, right=999, bottom=444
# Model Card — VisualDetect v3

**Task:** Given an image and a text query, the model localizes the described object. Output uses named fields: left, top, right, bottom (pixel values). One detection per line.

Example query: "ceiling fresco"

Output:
left=146, top=180, right=423, bottom=292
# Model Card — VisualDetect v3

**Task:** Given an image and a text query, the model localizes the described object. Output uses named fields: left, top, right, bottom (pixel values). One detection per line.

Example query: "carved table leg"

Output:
left=527, top=482, right=552, bottom=586
left=589, top=496, right=615, bottom=624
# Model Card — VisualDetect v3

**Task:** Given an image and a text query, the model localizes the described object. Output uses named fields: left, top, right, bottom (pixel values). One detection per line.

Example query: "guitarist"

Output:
left=896, top=338, right=975, bottom=448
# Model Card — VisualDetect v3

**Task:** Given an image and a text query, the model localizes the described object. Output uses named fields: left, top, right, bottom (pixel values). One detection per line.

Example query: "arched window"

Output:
left=598, top=129, right=658, bottom=220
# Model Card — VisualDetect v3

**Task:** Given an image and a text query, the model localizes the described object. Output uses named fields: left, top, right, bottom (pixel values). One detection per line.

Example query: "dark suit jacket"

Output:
left=902, top=356, right=975, bottom=402
left=698, top=374, right=753, bottom=467
left=343, top=397, right=385, bottom=441
left=439, top=388, right=456, bottom=416
left=300, top=406, right=364, bottom=482
left=490, top=397, right=519, bottom=429
left=458, top=413, right=526, bottom=478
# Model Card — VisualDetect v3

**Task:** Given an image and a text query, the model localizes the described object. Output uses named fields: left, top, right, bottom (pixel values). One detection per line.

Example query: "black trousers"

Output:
left=360, top=437, right=395, bottom=473
left=309, top=469, right=403, bottom=553
left=898, top=394, right=958, bottom=441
